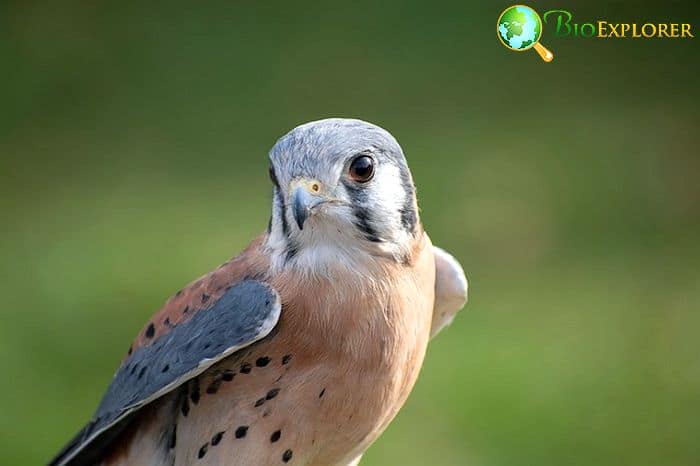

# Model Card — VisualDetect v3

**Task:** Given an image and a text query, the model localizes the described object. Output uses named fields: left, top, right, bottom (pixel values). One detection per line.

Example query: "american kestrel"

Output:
left=50, top=118, right=468, bottom=466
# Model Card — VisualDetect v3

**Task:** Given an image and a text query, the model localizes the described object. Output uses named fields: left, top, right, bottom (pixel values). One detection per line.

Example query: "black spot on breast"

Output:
left=235, top=425, right=248, bottom=438
left=240, top=362, right=252, bottom=374
left=255, top=397, right=266, bottom=407
left=206, top=379, right=221, bottom=395
left=282, top=449, right=293, bottom=462
left=319, top=388, right=326, bottom=398
left=181, top=398, right=190, bottom=417
left=145, top=323, right=155, bottom=338
left=211, top=431, right=224, bottom=446
left=198, top=443, right=208, bottom=459
left=256, top=357, right=271, bottom=367
left=190, top=379, right=200, bottom=404
left=222, top=370, right=235, bottom=381
left=270, top=430, right=281, bottom=443
left=201, top=293, right=210, bottom=304
left=138, top=366, right=147, bottom=380
left=162, top=364, right=169, bottom=373
left=282, top=354, right=292, bottom=365
left=266, top=388, right=280, bottom=400
left=169, top=426, right=177, bottom=449
left=183, top=305, right=190, bottom=314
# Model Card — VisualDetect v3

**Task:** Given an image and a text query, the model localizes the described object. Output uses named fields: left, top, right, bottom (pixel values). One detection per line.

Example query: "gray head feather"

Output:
left=266, top=118, right=418, bottom=265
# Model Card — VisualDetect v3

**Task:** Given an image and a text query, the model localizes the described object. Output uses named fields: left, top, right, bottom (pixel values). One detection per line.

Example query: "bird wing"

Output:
left=50, top=277, right=281, bottom=466
left=431, top=246, right=468, bottom=338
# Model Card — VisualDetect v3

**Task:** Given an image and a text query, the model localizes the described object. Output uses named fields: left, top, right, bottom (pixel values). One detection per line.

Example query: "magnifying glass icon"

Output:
left=497, top=5, right=554, bottom=62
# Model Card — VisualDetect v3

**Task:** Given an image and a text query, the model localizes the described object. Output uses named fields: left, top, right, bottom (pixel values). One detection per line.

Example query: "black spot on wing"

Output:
left=49, top=280, right=280, bottom=466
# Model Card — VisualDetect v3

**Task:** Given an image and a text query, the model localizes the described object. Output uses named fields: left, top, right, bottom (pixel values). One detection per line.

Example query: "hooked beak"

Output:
left=291, top=179, right=327, bottom=230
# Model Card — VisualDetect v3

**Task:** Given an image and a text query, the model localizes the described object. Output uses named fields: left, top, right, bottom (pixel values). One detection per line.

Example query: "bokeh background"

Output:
left=1, top=1, right=699, bottom=465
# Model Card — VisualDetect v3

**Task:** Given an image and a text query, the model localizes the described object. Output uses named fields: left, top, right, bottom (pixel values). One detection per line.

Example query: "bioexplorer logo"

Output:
left=497, top=5, right=554, bottom=62
left=497, top=5, right=695, bottom=63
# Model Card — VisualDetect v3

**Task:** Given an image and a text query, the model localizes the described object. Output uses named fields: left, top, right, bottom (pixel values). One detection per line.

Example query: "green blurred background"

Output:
left=1, top=1, right=699, bottom=465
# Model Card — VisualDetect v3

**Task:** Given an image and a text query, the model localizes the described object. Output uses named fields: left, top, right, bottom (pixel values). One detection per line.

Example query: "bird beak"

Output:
left=290, top=179, right=327, bottom=230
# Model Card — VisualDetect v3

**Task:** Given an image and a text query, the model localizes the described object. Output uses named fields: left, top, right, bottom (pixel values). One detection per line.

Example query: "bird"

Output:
left=49, top=118, right=468, bottom=466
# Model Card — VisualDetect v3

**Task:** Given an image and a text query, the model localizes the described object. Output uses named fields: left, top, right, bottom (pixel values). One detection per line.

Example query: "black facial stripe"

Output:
left=400, top=206, right=416, bottom=233
left=397, top=160, right=417, bottom=233
left=343, top=180, right=383, bottom=243
left=269, top=166, right=280, bottom=188
left=274, top=186, right=289, bottom=237
left=353, top=207, right=383, bottom=242
left=270, top=165, right=290, bottom=238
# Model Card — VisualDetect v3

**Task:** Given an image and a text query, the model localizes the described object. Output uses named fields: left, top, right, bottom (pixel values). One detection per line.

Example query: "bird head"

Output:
left=265, top=118, right=420, bottom=271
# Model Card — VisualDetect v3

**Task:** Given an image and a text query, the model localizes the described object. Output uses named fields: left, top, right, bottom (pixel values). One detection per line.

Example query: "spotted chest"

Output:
left=172, top=235, right=434, bottom=465
left=103, top=234, right=435, bottom=466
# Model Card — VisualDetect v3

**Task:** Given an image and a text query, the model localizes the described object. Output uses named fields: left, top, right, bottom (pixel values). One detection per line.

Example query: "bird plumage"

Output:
left=50, top=119, right=467, bottom=466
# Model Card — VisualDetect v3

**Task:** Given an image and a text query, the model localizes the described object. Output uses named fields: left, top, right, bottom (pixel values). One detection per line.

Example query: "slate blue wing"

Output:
left=49, top=279, right=281, bottom=466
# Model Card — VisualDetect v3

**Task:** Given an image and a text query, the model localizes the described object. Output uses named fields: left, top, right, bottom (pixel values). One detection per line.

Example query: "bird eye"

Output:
left=348, top=155, right=375, bottom=183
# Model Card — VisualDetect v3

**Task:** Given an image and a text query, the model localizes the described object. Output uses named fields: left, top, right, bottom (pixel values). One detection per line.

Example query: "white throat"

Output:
left=265, top=219, right=410, bottom=280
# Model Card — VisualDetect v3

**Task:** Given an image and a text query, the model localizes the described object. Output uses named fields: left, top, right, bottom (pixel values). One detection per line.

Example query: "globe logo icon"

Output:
left=497, top=5, right=554, bottom=62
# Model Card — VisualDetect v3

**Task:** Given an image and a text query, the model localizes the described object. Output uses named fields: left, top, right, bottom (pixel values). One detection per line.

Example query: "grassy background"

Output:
left=1, top=1, right=699, bottom=465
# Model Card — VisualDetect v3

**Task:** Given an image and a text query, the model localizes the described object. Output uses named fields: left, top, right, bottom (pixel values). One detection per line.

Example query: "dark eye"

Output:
left=348, top=155, right=375, bottom=183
